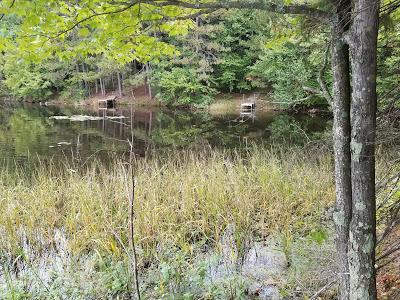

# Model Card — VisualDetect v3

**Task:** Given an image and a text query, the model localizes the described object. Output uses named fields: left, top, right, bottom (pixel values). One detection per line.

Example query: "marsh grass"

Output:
left=0, top=146, right=334, bottom=259
left=0, top=145, right=336, bottom=298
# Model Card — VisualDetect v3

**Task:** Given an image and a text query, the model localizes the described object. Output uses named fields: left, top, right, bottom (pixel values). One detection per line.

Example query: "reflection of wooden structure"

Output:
left=96, top=106, right=154, bottom=138
left=98, top=96, right=117, bottom=109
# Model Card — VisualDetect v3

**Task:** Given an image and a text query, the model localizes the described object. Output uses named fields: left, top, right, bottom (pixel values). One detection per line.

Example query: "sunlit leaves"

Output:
left=78, top=27, right=91, bottom=37
left=0, top=0, right=199, bottom=63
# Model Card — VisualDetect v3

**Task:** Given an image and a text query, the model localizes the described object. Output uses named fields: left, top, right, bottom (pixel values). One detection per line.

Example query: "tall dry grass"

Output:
left=0, top=146, right=335, bottom=264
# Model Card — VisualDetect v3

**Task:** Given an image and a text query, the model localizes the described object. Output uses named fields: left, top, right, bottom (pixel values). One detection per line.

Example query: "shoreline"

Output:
left=2, top=91, right=332, bottom=117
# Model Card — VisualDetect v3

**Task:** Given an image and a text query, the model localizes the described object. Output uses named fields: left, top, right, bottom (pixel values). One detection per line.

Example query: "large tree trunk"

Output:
left=348, top=0, right=379, bottom=298
left=331, top=1, right=352, bottom=298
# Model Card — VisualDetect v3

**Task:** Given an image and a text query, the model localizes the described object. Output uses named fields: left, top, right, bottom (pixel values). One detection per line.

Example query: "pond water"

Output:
left=0, top=101, right=331, bottom=166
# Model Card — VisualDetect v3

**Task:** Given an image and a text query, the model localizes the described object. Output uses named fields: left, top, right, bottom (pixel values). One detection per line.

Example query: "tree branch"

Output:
left=24, top=1, right=213, bottom=40
left=36, top=0, right=332, bottom=40
left=380, top=0, right=400, bottom=17
left=137, top=0, right=332, bottom=23
left=47, top=2, right=138, bottom=39
left=0, top=0, right=16, bottom=21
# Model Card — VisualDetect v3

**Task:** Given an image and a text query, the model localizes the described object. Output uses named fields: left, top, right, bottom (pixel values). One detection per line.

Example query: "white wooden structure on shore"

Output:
left=240, top=94, right=257, bottom=112
left=240, top=102, right=256, bottom=110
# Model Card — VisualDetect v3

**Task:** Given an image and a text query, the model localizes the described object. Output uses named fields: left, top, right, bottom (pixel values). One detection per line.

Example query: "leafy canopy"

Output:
left=0, top=0, right=199, bottom=63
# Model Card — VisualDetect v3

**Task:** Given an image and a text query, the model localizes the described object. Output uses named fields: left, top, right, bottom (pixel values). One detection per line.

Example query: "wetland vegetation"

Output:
left=0, top=0, right=399, bottom=299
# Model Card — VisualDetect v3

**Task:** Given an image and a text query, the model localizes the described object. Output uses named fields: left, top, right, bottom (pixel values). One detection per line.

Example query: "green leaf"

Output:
left=78, top=27, right=91, bottom=38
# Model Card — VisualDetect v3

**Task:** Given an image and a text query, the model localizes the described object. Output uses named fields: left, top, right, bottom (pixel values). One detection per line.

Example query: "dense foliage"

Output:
left=150, top=10, right=272, bottom=105
left=0, top=6, right=331, bottom=106
left=0, top=1, right=398, bottom=110
left=377, top=12, right=400, bottom=112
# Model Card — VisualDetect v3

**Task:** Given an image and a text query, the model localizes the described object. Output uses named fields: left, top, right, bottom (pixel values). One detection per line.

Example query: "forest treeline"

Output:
left=0, top=9, right=398, bottom=110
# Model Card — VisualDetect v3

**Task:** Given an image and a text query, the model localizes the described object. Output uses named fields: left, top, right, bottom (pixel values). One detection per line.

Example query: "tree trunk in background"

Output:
left=133, top=60, right=137, bottom=74
left=331, top=1, right=352, bottom=298
left=99, top=77, right=104, bottom=96
left=98, top=67, right=105, bottom=96
left=82, top=63, right=89, bottom=96
left=195, top=16, right=200, bottom=54
left=75, top=63, right=84, bottom=90
left=99, top=70, right=105, bottom=97
left=111, top=73, right=115, bottom=90
left=348, top=0, right=379, bottom=298
left=117, top=72, right=123, bottom=97
left=87, top=65, right=91, bottom=96
left=145, top=63, right=152, bottom=99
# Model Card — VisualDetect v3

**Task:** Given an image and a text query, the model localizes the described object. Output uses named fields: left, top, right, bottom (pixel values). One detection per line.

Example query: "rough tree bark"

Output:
left=347, top=0, right=379, bottom=298
left=331, top=0, right=352, bottom=298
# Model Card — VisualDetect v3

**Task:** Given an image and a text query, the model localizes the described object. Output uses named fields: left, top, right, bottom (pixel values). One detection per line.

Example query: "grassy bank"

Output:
left=1, top=146, right=336, bottom=298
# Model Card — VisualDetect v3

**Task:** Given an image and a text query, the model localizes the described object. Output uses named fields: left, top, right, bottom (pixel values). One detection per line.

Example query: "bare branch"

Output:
left=310, top=279, right=337, bottom=300
left=377, top=243, right=400, bottom=262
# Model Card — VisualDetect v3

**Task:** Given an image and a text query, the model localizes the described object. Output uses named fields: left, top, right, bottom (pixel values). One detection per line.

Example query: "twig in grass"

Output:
left=376, top=247, right=400, bottom=271
left=127, top=122, right=141, bottom=299
left=310, top=279, right=336, bottom=300
left=129, top=167, right=141, bottom=300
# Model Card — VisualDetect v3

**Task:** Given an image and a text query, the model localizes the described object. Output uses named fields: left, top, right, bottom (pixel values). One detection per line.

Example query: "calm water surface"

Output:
left=0, top=101, right=330, bottom=166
